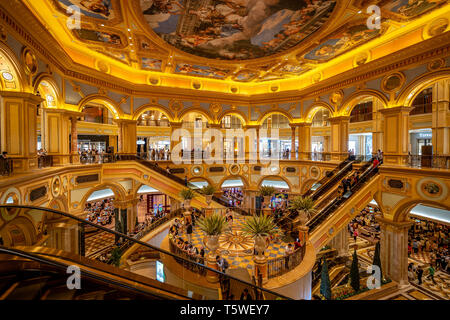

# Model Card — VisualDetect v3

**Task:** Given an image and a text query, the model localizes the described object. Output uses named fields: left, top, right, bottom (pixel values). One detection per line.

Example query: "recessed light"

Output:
left=101, top=24, right=105, bottom=27
left=358, top=10, right=362, bottom=13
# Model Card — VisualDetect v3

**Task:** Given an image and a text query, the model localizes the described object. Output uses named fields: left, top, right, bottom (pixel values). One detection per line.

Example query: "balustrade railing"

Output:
left=267, top=245, right=306, bottom=279
left=38, top=155, right=53, bottom=168
left=408, top=154, right=450, bottom=169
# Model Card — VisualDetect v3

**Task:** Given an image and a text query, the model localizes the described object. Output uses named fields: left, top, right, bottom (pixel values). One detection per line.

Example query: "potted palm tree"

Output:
left=288, top=196, right=316, bottom=225
left=241, top=215, right=278, bottom=259
left=180, top=188, right=195, bottom=208
left=259, top=186, right=276, bottom=206
left=197, top=214, right=229, bottom=257
left=201, top=185, right=216, bottom=206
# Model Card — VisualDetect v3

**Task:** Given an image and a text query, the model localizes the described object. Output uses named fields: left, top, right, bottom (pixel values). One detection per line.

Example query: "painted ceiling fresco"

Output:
left=54, top=0, right=118, bottom=20
left=140, top=0, right=337, bottom=60
left=29, top=0, right=450, bottom=83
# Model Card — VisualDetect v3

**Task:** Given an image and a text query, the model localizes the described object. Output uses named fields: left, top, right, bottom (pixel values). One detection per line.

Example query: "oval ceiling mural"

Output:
left=139, top=0, right=337, bottom=60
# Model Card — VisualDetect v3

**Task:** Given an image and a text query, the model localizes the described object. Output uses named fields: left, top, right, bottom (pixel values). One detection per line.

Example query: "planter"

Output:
left=297, top=210, right=309, bottom=226
left=254, top=235, right=268, bottom=257
left=263, top=196, right=271, bottom=204
left=206, top=235, right=220, bottom=258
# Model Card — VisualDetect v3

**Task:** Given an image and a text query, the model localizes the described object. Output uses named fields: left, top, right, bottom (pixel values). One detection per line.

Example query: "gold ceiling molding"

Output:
left=1, top=1, right=449, bottom=105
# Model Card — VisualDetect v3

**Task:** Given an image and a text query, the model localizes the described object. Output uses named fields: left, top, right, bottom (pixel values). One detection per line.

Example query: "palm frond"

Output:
left=259, top=186, right=276, bottom=197
left=197, top=214, right=229, bottom=236
left=288, top=196, right=316, bottom=215
left=180, top=188, right=195, bottom=200
left=241, top=215, right=278, bottom=238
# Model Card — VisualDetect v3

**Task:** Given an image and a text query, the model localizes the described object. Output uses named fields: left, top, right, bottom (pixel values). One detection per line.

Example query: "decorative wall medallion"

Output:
left=381, top=72, right=405, bottom=93
left=301, top=167, right=307, bottom=176
left=51, top=176, right=62, bottom=198
left=427, top=59, right=445, bottom=71
left=229, top=165, right=240, bottom=175
left=354, top=52, right=369, bottom=67
left=148, top=76, right=160, bottom=85
left=169, top=99, right=182, bottom=112
left=270, top=84, right=279, bottom=92
left=310, top=166, right=320, bottom=179
left=96, top=60, right=110, bottom=73
left=230, top=86, right=239, bottom=94
left=330, top=90, right=344, bottom=106
left=21, top=48, right=38, bottom=75
left=242, top=165, right=248, bottom=173
left=209, top=103, right=222, bottom=115
left=312, top=72, right=322, bottom=83
left=269, top=166, right=280, bottom=175
left=426, top=18, right=449, bottom=38
left=191, top=166, right=203, bottom=176
left=422, top=182, right=441, bottom=196
left=192, top=81, right=202, bottom=90
left=416, top=178, right=448, bottom=201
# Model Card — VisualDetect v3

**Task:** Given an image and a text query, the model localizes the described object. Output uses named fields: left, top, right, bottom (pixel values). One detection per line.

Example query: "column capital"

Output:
left=113, top=198, right=140, bottom=209
left=208, top=123, right=221, bottom=129
left=379, top=106, right=413, bottom=115
left=113, top=118, right=137, bottom=125
left=375, top=215, right=414, bottom=230
left=289, top=122, right=305, bottom=128
left=0, top=91, right=43, bottom=104
left=244, top=124, right=260, bottom=130
left=329, top=116, right=350, bottom=123
left=170, top=121, right=182, bottom=128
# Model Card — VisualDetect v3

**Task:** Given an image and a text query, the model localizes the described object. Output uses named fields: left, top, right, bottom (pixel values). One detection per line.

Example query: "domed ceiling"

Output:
left=21, top=0, right=450, bottom=87
left=138, top=0, right=337, bottom=60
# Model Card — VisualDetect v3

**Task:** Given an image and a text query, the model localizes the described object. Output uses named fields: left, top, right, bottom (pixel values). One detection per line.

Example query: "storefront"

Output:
left=259, top=137, right=293, bottom=157
left=78, top=135, right=110, bottom=153
left=409, top=129, right=432, bottom=155
left=348, top=133, right=372, bottom=157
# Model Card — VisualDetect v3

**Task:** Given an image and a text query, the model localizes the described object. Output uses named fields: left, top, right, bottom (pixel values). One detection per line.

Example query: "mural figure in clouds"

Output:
left=140, top=0, right=336, bottom=60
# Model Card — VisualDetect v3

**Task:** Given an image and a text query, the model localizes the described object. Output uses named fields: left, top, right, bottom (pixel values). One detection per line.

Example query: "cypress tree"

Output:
left=372, top=241, right=383, bottom=283
left=350, top=248, right=360, bottom=292
left=320, top=259, right=332, bottom=300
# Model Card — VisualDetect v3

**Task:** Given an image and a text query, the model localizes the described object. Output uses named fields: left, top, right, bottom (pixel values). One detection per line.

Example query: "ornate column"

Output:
left=114, top=119, right=137, bottom=156
left=289, top=124, right=297, bottom=159
left=114, top=198, right=140, bottom=234
left=0, top=91, right=41, bottom=172
left=372, top=99, right=384, bottom=156
left=298, top=123, right=312, bottom=160
left=377, top=216, right=413, bottom=286
left=329, top=227, right=349, bottom=257
left=380, top=107, right=412, bottom=165
left=69, top=112, right=83, bottom=164
left=432, top=79, right=449, bottom=155
left=329, top=116, right=349, bottom=161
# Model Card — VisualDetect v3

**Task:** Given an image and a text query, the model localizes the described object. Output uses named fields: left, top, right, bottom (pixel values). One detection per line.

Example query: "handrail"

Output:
left=307, top=163, right=380, bottom=232
left=0, top=246, right=191, bottom=300
left=267, top=245, right=306, bottom=279
left=0, top=205, right=289, bottom=300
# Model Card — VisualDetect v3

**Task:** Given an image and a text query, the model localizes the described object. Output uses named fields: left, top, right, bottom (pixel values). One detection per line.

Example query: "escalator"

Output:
left=0, top=205, right=289, bottom=300
left=136, top=160, right=250, bottom=215
left=0, top=247, right=192, bottom=300
left=277, top=158, right=356, bottom=231
left=307, top=163, right=381, bottom=251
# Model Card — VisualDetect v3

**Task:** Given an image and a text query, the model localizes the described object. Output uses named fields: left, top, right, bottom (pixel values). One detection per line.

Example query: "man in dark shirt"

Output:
left=240, top=288, right=253, bottom=300
left=186, top=222, right=193, bottom=243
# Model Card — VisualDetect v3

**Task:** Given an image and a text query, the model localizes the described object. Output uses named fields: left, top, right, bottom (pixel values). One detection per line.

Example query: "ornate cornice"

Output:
left=0, top=1, right=449, bottom=105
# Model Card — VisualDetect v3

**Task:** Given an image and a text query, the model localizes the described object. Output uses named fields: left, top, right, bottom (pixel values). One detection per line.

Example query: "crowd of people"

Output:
left=347, top=205, right=381, bottom=242
left=85, top=198, right=115, bottom=226
left=408, top=219, right=449, bottom=280
left=222, top=188, right=243, bottom=207
left=147, top=148, right=170, bottom=161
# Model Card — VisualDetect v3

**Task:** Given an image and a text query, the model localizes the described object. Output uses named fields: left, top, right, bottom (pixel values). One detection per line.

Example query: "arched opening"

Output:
left=136, top=108, right=172, bottom=159
left=348, top=97, right=374, bottom=159
left=260, top=113, right=291, bottom=158
left=221, top=177, right=245, bottom=207
left=310, top=107, right=331, bottom=155
left=409, top=87, right=433, bottom=158
left=188, top=177, right=211, bottom=190
left=260, top=177, right=290, bottom=209
left=35, top=79, right=60, bottom=158
left=78, top=101, right=117, bottom=159
left=181, top=112, right=210, bottom=129
left=221, top=114, right=243, bottom=129
left=136, top=184, right=171, bottom=224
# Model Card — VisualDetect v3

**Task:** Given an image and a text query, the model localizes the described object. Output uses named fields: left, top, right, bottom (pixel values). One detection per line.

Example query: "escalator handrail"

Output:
left=137, top=160, right=251, bottom=215
left=307, top=164, right=380, bottom=232
left=0, top=205, right=289, bottom=300
left=0, top=246, right=190, bottom=300
left=303, top=159, right=351, bottom=199
left=310, top=161, right=354, bottom=201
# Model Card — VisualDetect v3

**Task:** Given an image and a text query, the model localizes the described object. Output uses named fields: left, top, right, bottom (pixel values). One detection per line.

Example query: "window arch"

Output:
left=221, top=114, right=243, bottom=129
left=409, top=87, right=433, bottom=115
left=261, top=113, right=290, bottom=129
left=350, top=99, right=373, bottom=123
left=311, top=108, right=331, bottom=127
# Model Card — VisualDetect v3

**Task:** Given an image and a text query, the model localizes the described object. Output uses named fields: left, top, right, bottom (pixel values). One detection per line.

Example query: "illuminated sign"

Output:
left=156, top=260, right=165, bottom=283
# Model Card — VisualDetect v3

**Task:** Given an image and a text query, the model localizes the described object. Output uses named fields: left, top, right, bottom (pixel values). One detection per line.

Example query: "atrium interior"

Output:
left=0, top=0, right=449, bottom=302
